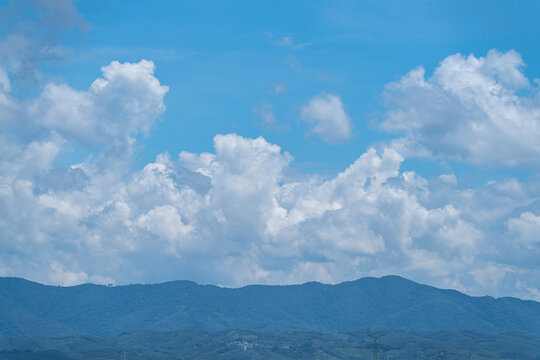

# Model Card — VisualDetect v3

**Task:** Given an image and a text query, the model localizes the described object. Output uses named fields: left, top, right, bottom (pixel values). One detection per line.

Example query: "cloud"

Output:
left=28, top=59, right=169, bottom=143
left=0, top=110, right=494, bottom=293
left=508, top=212, right=540, bottom=245
left=381, top=49, right=540, bottom=168
left=1, top=57, right=540, bottom=301
left=0, top=66, right=17, bottom=128
left=301, top=93, right=353, bottom=143
left=0, top=59, right=166, bottom=173
left=0, top=65, right=11, bottom=92
left=0, top=0, right=89, bottom=81
left=136, top=205, right=193, bottom=251
left=1, top=124, right=539, bottom=299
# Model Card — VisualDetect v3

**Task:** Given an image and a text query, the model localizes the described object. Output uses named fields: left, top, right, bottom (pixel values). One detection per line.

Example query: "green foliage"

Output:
left=1, top=329, right=540, bottom=360
left=1, top=276, right=540, bottom=337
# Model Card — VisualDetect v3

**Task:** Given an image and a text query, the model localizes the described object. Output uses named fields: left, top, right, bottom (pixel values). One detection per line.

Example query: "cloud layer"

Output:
left=0, top=49, right=539, bottom=301
left=382, top=50, right=540, bottom=167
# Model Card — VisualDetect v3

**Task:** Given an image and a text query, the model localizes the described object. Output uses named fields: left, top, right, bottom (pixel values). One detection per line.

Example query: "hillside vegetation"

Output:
left=1, top=276, right=540, bottom=337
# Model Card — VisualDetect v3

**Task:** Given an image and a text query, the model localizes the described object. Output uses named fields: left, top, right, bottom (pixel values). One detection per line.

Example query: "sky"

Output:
left=1, top=0, right=540, bottom=300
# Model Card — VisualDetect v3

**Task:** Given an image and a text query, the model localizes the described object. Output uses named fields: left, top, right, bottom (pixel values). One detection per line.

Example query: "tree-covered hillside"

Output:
left=1, top=276, right=540, bottom=337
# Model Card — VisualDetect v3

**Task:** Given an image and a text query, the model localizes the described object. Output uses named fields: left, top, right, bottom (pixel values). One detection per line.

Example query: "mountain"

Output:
left=1, top=276, right=540, bottom=337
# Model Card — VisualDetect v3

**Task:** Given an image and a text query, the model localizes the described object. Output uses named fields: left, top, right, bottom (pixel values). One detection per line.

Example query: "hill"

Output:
left=1, top=276, right=540, bottom=336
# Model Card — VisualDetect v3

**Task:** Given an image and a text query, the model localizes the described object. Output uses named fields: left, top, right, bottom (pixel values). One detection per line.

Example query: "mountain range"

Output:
left=1, top=275, right=539, bottom=337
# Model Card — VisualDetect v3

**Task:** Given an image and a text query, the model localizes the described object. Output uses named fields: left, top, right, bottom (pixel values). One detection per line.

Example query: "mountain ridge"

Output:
left=1, top=275, right=539, bottom=337
left=1, top=274, right=533, bottom=302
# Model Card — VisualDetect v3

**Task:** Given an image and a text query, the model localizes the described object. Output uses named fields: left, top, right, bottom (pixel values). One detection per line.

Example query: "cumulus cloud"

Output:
left=0, top=58, right=168, bottom=213
left=0, top=107, right=521, bottom=297
left=508, top=212, right=540, bottom=245
left=301, top=93, right=353, bottom=143
left=137, top=205, right=193, bottom=251
left=28, top=59, right=168, bottom=143
left=382, top=49, right=540, bottom=167
left=1, top=52, right=540, bottom=300
left=1, top=122, right=539, bottom=298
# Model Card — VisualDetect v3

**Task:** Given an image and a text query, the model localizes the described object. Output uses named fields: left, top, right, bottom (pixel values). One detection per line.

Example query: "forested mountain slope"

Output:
left=1, top=276, right=539, bottom=336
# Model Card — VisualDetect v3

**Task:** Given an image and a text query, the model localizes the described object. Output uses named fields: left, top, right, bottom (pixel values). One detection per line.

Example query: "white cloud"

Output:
left=0, top=125, right=538, bottom=298
left=1, top=56, right=540, bottom=300
left=471, top=264, right=512, bottom=291
left=49, top=262, right=88, bottom=287
left=28, top=59, right=169, bottom=144
left=137, top=205, right=193, bottom=241
left=516, top=280, right=540, bottom=302
left=508, top=212, right=540, bottom=245
left=382, top=49, right=540, bottom=167
left=439, top=174, right=457, bottom=185
left=0, top=0, right=89, bottom=81
left=301, top=93, right=353, bottom=143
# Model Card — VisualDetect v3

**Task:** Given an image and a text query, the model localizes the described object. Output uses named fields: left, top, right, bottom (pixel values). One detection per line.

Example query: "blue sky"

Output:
left=39, top=0, right=540, bottom=177
left=1, top=0, right=540, bottom=300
